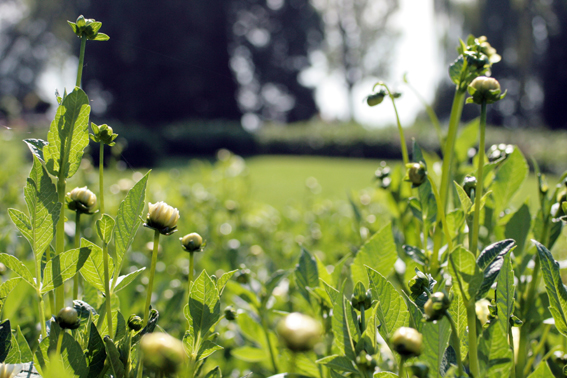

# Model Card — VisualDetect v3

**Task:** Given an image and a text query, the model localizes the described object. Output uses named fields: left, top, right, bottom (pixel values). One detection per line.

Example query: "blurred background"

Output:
left=1, top=0, right=566, bottom=166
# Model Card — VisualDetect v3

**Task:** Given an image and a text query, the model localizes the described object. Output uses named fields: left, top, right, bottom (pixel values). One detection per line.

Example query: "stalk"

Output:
left=144, top=230, right=160, bottom=325
left=99, top=143, right=105, bottom=214
left=187, top=251, right=195, bottom=303
left=466, top=301, right=480, bottom=377
left=398, top=356, right=407, bottom=378
left=76, top=36, right=87, bottom=87
left=55, top=176, right=66, bottom=310
left=35, top=257, right=47, bottom=339
left=446, top=312, right=463, bottom=377
left=359, top=304, right=366, bottom=334
left=439, top=89, right=466, bottom=212
left=55, top=329, right=65, bottom=361
left=381, top=84, right=409, bottom=166
left=522, top=323, right=551, bottom=377
left=261, top=314, right=279, bottom=374
left=470, top=101, right=487, bottom=256
left=427, top=176, right=453, bottom=274
left=103, top=242, right=113, bottom=337
left=73, top=211, right=81, bottom=299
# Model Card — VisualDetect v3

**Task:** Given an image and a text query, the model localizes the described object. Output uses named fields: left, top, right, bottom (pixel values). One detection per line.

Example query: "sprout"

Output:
left=467, top=76, right=506, bottom=105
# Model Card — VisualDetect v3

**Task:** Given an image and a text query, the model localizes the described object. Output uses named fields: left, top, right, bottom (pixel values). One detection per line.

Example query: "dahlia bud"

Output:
left=140, top=333, right=186, bottom=374
left=127, top=315, right=143, bottom=332
left=351, top=282, right=372, bottom=311
left=224, top=306, right=237, bottom=321
left=390, top=327, right=423, bottom=358
left=67, top=15, right=109, bottom=41
left=90, top=123, right=118, bottom=146
left=463, top=176, right=477, bottom=198
left=277, top=313, right=322, bottom=352
left=405, top=162, right=427, bottom=187
left=67, top=187, right=97, bottom=214
left=56, top=307, right=80, bottom=330
left=423, top=292, right=451, bottom=321
left=366, top=89, right=386, bottom=107
left=144, top=201, right=180, bottom=235
left=475, top=298, right=492, bottom=325
left=180, top=233, right=204, bottom=253
left=467, top=76, right=506, bottom=104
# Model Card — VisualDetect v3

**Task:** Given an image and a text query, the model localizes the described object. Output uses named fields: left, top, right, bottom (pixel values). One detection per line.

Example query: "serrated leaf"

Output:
left=476, top=240, right=515, bottom=300
left=366, top=267, right=409, bottom=346
left=114, top=171, right=149, bottom=272
left=491, top=148, right=528, bottom=215
left=504, top=203, right=531, bottom=255
left=189, top=271, right=221, bottom=338
left=216, top=270, right=236, bottom=296
left=478, top=321, right=513, bottom=377
left=86, top=323, right=106, bottom=378
left=44, top=87, right=91, bottom=178
left=0, top=278, right=22, bottom=313
left=0, top=254, right=35, bottom=288
left=204, top=366, right=222, bottom=378
left=231, top=346, right=268, bottom=362
left=374, top=373, right=397, bottom=378
left=80, top=239, right=112, bottom=292
left=197, top=340, right=223, bottom=361
left=97, top=309, right=125, bottom=340
left=526, top=359, right=554, bottom=378
left=535, top=240, right=567, bottom=336
left=41, top=247, right=91, bottom=293
left=5, top=325, right=33, bottom=364
left=421, top=318, right=451, bottom=378
left=449, top=56, right=465, bottom=85
left=316, top=355, right=358, bottom=373
left=236, top=312, right=263, bottom=344
left=295, top=247, right=319, bottom=304
left=496, top=253, right=515, bottom=346
left=104, top=336, right=125, bottom=378
left=8, top=209, right=32, bottom=245
left=323, top=282, right=355, bottom=360
left=294, top=352, right=320, bottom=378
left=96, top=214, right=115, bottom=245
left=24, top=138, right=48, bottom=162
left=402, top=291, right=424, bottom=333
left=113, top=267, right=145, bottom=293
left=447, top=292, right=468, bottom=360
left=447, top=246, right=483, bottom=303
left=352, top=223, right=398, bottom=287
left=446, top=209, right=465, bottom=240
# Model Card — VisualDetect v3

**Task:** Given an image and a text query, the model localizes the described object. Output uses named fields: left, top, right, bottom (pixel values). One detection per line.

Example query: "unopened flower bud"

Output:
left=144, top=201, right=179, bottom=235
left=0, top=263, right=6, bottom=276
left=467, top=76, right=505, bottom=104
left=224, top=306, right=237, bottom=321
left=56, top=307, right=80, bottom=330
left=475, top=298, right=491, bottom=325
left=390, top=327, right=423, bottom=357
left=424, top=292, right=451, bottom=321
left=67, top=15, right=109, bottom=41
left=366, top=90, right=386, bottom=107
left=463, top=176, right=477, bottom=198
left=127, top=315, right=143, bottom=332
left=140, top=333, right=185, bottom=374
left=67, top=187, right=97, bottom=214
left=180, top=233, right=204, bottom=253
left=90, top=123, right=118, bottom=146
left=277, top=313, right=322, bottom=352
left=408, top=273, right=429, bottom=297
left=405, top=162, right=427, bottom=187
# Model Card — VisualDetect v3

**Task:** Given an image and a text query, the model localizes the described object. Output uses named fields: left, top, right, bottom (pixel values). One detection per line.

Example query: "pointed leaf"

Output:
left=477, top=239, right=515, bottom=270
left=526, top=359, right=554, bottom=378
left=0, top=320, right=11, bottom=363
left=504, top=203, right=531, bottom=255
left=197, top=340, right=223, bottom=361
left=24, top=138, right=48, bottom=162
left=104, top=336, right=125, bottom=378
left=478, top=321, right=513, bottom=377
left=491, top=148, right=528, bottom=215
left=447, top=246, right=483, bottom=302
left=80, top=239, right=112, bottom=292
left=352, top=223, right=398, bottom=287
left=0, top=278, right=22, bottom=313
left=189, top=271, right=221, bottom=337
left=231, top=346, right=268, bottom=362
left=5, top=326, right=32, bottom=364
left=216, top=270, right=236, bottom=296
left=421, top=318, right=451, bottom=378
left=96, top=214, right=115, bottom=245
left=113, top=267, right=146, bottom=292
left=295, top=247, right=319, bottom=303
left=41, top=247, right=91, bottom=293
left=316, top=355, right=358, bottom=373
left=447, top=292, right=468, bottom=360
left=8, top=209, right=32, bottom=248
left=496, top=253, right=515, bottom=346
left=0, top=254, right=35, bottom=288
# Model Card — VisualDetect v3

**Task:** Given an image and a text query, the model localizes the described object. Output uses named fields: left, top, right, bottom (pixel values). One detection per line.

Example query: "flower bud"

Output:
left=180, top=233, right=204, bottom=253
left=467, top=76, right=506, bottom=104
left=90, top=123, right=118, bottom=146
left=56, top=307, right=80, bottom=330
left=67, top=15, right=109, bottom=41
left=408, top=272, right=429, bottom=297
left=277, top=313, right=322, bottom=352
left=366, top=90, right=386, bottom=107
left=224, top=306, right=237, bottom=321
left=390, top=327, right=423, bottom=358
left=405, top=162, right=427, bottom=187
left=424, top=292, right=451, bottom=321
left=235, top=268, right=251, bottom=284
left=475, top=298, right=491, bottom=325
left=67, top=187, right=97, bottom=214
left=144, top=201, right=180, bottom=235
left=463, top=176, right=477, bottom=198
left=0, top=363, right=23, bottom=378
left=127, top=315, right=143, bottom=332
left=140, top=333, right=186, bottom=374
left=0, top=263, right=6, bottom=276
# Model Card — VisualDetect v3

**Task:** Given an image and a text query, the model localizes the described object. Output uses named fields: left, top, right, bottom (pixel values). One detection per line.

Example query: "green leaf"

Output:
left=535, top=240, right=567, bottom=336
left=86, top=323, right=106, bottom=378
left=197, top=340, right=223, bottom=361
left=44, top=87, right=91, bottom=178
left=8, top=209, right=32, bottom=246
left=189, top=270, right=221, bottom=338
left=41, top=247, right=91, bottom=293
left=421, top=318, right=451, bottom=378
left=97, top=309, right=126, bottom=341
left=446, top=209, right=465, bottom=241
left=295, top=247, right=319, bottom=304
left=80, top=239, right=113, bottom=293
left=113, top=267, right=145, bottom=292
left=491, top=148, right=528, bottom=215
left=447, top=292, right=468, bottom=360
left=374, top=373, right=397, bottom=378
left=366, top=267, right=409, bottom=346
left=92, top=32, right=109, bottom=41
left=478, top=321, right=513, bottom=377
left=0, top=320, right=11, bottom=363
left=316, top=355, right=358, bottom=374
left=0, top=278, right=22, bottom=314
left=403, top=245, right=427, bottom=266
left=204, top=366, right=222, bottom=378
left=454, top=118, right=479, bottom=163
left=454, top=181, right=472, bottom=214
left=231, top=346, right=268, bottom=362
left=96, top=214, right=115, bottom=245
left=104, top=336, right=125, bottom=378
left=0, top=254, right=35, bottom=288
left=216, top=270, right=236, bottom=296
left=526, top=359, right=554, bottom=378
left=226, top=281, right=261, bottom=309
left=504, top=202, right=531, bottom=255
left=496, top=253, right=515, bottom=345
left=236, top=312, right=264, bottom=347
left=294, top=352, right=320, bottom=378
left=5, top=326, right=33, bottom=364
left=352, top=222, right=398, bottom=287
left=476, top=240, right=515, bottom=300
left=447, top=246, right=483, bottom=303
left=262, top=270, right=288, bottom=305
left=449, top=56, right=465, bottom=85
left=402, top=291, right=424, bottom=333
left=323, top=281, right=356, bottom=360
left=114, top=171, right=149, bottom=271
left=24, top=138, right=48, bottom=162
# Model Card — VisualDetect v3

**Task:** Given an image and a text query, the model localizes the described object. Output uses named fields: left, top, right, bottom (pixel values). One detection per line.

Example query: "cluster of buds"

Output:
left=67, top=15, right=109, bottom=41
left=487, top=143, right=514, bottom=163
left=451, top=35, right=501, bottom=91
left=390, top=327, right=423, bottom=358
left=140, top=332, right=186, bottom=375
left=405, top=162, right=427, bottom=188
left=423, top=292, right=451, bottom=321
left=67, top=187, right=97, bottom=214
left=90, top=123, right=118, bottom=146
left=144, top=201, right=180, bottom=235
left=277, top=312, right=322, bottom=352
left=467, top=76, right=506, bottom=105
left=408, top=270, right=433, bottom=299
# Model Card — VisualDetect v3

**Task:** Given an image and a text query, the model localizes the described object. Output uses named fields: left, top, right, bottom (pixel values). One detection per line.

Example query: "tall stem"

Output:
left=36, top=257, right=47, bottom=339
left=398, top=356, right=407, bottom=378
left=381, top=84, right=409, bottom=166
left=261, top=314, right=279, bottom=374
left=144, top=230, right=160, bottom=325
left=466, top=301, right=480, bottom=377
left=470, top=101, right=487, bottom=256
left=55, top=175, right=66, bottom=310
left=446, top=312, right=463, bottom=377
left=187, top=252, right=195, bottom=303
left=439, top=89, right=466, bottom=212
left=99, top=143, right=105, bottom=215
left=103, top=242, right=113, bottom=337
left=73, top=212, right=81, bottom=300
left=76, top=36, right=87, bottom=88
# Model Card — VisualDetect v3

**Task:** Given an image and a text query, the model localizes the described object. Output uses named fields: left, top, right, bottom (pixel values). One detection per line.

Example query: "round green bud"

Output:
left=366, top=92, right=386, bottom=107
left=463, top=176, right=477, bottom=198
left=91, top=123, right=118, bottom=146
left=277, top=313, right=322, bottom=352
left=67, top=187, right=97, bottom=214
left=224, top=306, right=237, bottom=321
left=468, top=76, right=505, bottom=104
left=423, top=292, right=451, bottom=321
left=127, top=315, right=143, bottom=332
left=144, top=201, right=179, bottom=235
left=180, top=233, right=204, bottom=253
left=390, top=327, right=423, bottom=358
left=0, top=263, right=6, bottom=276
left=56, top=307, right=80, bottom=330
left=406, top=162, right=427, bottom=187
left=140, top=333, right=186, bottom=374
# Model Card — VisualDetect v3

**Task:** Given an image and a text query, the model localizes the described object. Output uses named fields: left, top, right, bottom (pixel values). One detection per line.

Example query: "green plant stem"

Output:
left=427, top=176, right=453, bottom=274
left=523, top=323, right=551, bottom=377
left=55, top=175, right=66, bottom=310
left=56, top=329, right=64, bottom=361
left=144, top=230, right=160, bottom=325
left=73, top=211, right=81, bottom=300
left=261, top=313, right=279, bottom=374
left=446, top=312, right=463, bottom=377
left=290, top=352, right=297, bottom=375
left=187, top=251, right=195, bottom=303
left=76, top=36, right=87, bottom=87
left=470, top=101, right=487, bottom=256
left=35, top=256, right=47, bottom=339
left=439, top=89, right=466, bottom=212
left=398, top=356, right=407, bottom=378
left=99, top=143, right=105, bottom=215
left=376, top=83, right=409, bottom=166
left=359, top=304, right=366, bottom=334
left=136, top=343, right=144, bottom=378
left=103, top=242, right=113, bottom=337
left=466, top=301, right=480, bottom=378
